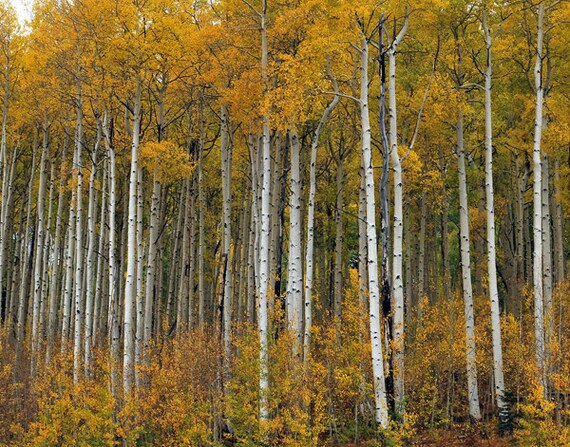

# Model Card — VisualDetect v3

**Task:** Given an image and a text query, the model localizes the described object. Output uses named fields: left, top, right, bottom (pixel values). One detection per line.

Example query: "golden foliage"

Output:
left=139, top=140, right=194, bottom=184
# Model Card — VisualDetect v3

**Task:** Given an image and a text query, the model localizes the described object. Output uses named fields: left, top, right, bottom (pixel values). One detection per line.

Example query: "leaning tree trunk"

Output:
left=303, top=83, right=338, bottom=362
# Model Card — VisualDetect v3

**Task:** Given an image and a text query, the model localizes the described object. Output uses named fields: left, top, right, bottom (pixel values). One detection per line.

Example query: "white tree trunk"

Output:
left=361, top=36, right=388, bottom=429
left=46, top=138, right=67, bottom=364
left=388, top=30, right=406, bottom=415
left=135, top=166, right=144, bottom=387
left=286, top=129, right=303, bottom=352
left=0, top=51, right=10, bottom=323
left=72, top=85, right=84, bottom=385
left=221, top=104, right=233, bottom=365
left=198, top=111, right=205, bottom=328
left=482, top=14, right=508, bottom=425
left=123, top=80, right=141, bottom=395
left=541, top=155, right=552, bottom=342
left=17, top=140, right=37, bottom=349
left=104, top=110, right=120, bottom=397
left=532, top=3, right=546, bottom=394
left=552, top=159, right=564, bottom=284
left=303, top=80, right=338, bottom=363
left=31, top=124, right=49, bottom=375
left=257, top=0, right=271, bottom=422
left=84, top=121, right=100, bottom=375
left=457, top=108, right=482, bottom=421
left=93, top=165, right=107, bottom=346
left=144, top=177, right=161, bottom=345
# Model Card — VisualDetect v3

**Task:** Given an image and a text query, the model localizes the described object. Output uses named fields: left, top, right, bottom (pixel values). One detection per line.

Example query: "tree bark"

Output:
left=360, top=35, right=389, bottom=428
left=123, top=80, right=142, bottom=396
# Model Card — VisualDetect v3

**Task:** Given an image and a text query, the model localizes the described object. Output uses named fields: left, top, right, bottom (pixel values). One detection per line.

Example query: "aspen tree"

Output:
left=482, top=10, right=508, bottom=428
left=84, top=120, right=100, bottom=375
left=387, top=13, right=408, bottom=418
left=31, top=124, right=49, bottom=375
left=123, top=79, right=142, bottom=395
left=286, top=129, right=302, bottom=350
left=304, top=69, right=339, bottom=363
left=360, top=31, right=389, bottom=428
left=532, top=3, right=546, bottom=394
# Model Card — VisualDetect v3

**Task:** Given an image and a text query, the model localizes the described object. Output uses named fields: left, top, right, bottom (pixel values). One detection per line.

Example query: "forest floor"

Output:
left=411, top=428, right=512, bottom=446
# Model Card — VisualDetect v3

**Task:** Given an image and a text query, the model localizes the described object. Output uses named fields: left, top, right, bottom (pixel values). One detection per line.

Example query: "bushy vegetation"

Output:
left=1, top=278, right=569, bottom=446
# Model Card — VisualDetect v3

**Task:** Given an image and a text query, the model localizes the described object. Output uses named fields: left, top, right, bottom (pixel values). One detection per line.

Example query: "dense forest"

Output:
left=0, top=0, right=568, bottom=445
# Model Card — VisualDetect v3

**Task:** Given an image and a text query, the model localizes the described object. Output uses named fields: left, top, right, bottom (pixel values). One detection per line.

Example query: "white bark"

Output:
left=258, top=0, right=270, bottom=420
left=31, top=125, right=49, bottom=375
left=46, top=138, right=67, bottom=364
left=135, top=166, right=144, bottom=387
left=303, top=76, right=338, bottom=363
left=17, top=137, right=38, bottom=348
left=482, top=13, right=508, bottom=425
left=144, top=178, right=161, bottom=345
left=457, top=108, right=481, bottom=421
left=0, top=45, right=10, bottom=323
left=387, top=20, right=407, bottom=414
left=104, top=110, right=120, bottom=397
left=287, top=129, right=303, bottom=351
left=541, top=155, right=552, bottom=332
left=532, top=3, right=546, bottom=394
left=84, top=121, right=100, bottom=375
left=198, top=110, right=205, bottom=328
left=221, top=104, right=233, bottom=363
left=361, top=36, right=388, bottom=428
left=123, top=80, right=141, bottom=395
left=93, top=165, right=107, bottom=345
left=72, top=85, right=84, bottom=385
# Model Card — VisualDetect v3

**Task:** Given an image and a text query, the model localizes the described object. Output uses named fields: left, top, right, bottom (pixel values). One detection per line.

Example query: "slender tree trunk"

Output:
left=17, top=136, right=38, bottom=351
left=134, top=167, right=144, bottom=387
left=104, top=110, right=120, bottom=398
left=418, top=195, right=426, bottom=306
left=552, top=159, right=564, bottom=284
left=360, top=35, right=389, bottom=428
left=46, top=137, right=67, bottom=363
left=144, top=177, right=161, bottom=345
left=388, top=20, right=408, bottom=417
left=287, top=129, right=303, bottom=352
left=84, top=120, right=100, bottom=375
left=258, top=0, right=271, bottom=420
left=532, top=4, right=546, bottom=394
left=123, top=80, right=142, bottom=396
left=187, top=188, right=196, bottom=328
left=198, top=109, right=205, bottom=328
left=72, top=82, right=85, bottom=385
left=0, top=53, right=10, bottom=323
left=457, top=107, right=482, bottom=422
left=542, top=156, right=553, bottom=343
left=31, top=125, right=49, bottom=375
left=482, top=14, right=508, bottom=427
left=333, top=155, right=344, bottom=320
left=93, top=165, right=107, bottom=346
left=221, top=104, right=233, bottom=369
